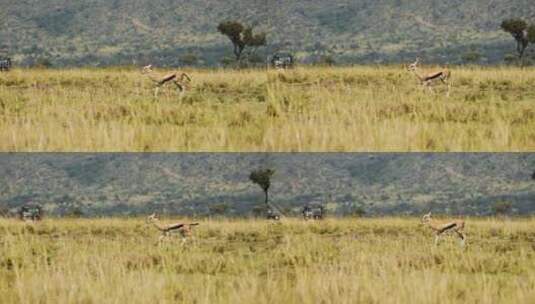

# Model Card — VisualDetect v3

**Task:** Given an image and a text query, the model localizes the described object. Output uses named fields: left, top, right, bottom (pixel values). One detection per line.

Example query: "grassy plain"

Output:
left=0, top=217, right=534, bottom=303
left=0, top=66, right=534, bottom=151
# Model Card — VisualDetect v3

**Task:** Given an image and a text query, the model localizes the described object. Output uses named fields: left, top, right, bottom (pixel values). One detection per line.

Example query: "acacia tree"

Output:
left=217, top=21, right=266, bottom=62
left=249, top=168, right=275, bottom=206
left=501, top=18, right=535, bottom=61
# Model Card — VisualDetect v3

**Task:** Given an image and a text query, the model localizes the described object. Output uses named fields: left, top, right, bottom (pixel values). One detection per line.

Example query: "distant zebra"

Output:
left=0, top=57, right=12, bottom=71
left=266, top=208, right=281, bottom=220
left=303, top=205, right=325, bottom=220
left=19, top=204, right=43, bottom=222
left=271, top=53, right=294, bottom=70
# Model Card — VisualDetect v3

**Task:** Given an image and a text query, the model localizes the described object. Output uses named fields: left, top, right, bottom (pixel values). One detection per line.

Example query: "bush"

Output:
left=316, top=55, right=336, bottom=66
left=462, top=50, right=482, bottom=63
left=209, top=203, right=229, bottom=215
left=351, top=206, right=366, bottom=218
left=493, top=201, right=512, bottom=216
left=35, top=57, right=53, bottom=68
left=180, top=53, right=199, bottom=66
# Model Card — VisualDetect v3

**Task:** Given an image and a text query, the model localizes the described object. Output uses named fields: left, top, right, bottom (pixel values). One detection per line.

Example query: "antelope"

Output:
left=407, top=58, right=451, bottom=97
left=421, top=212, right=466, bottom=247
left=146, top=213, right=199, bottom=245
left=141, top=65, right=192, bottom=98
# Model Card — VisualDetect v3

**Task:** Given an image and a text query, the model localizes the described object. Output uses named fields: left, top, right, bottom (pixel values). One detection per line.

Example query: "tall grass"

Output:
left=0, top=217, right=534, bottom=303
left=0, top=66, right=534, bottom=151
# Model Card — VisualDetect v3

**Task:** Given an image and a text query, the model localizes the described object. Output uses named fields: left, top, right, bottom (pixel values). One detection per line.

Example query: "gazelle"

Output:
left=146, top=213, right=199, bottom=245
left=421, top=212, right=466, bottom=247
left=141, top=65, right=192, bottom=98
left=407, top=58, right=451, bottom=97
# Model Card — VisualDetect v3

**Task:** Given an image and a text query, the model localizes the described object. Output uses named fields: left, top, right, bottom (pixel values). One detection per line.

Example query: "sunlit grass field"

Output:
left=1, top=217, right=534, bottom=303
left=0, top=66, right=534, bottom=151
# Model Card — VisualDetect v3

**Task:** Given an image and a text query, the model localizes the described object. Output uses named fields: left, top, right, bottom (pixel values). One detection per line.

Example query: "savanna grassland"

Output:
left=1, top=217, right=534, bottom=304
left=1, top=66, right=534, bottom=151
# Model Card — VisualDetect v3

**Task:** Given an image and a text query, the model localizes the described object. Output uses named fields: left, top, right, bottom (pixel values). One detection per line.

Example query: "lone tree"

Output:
left=249, top=168, right=275, bottom=206
left=500, top=18, right=535, bottom=60
left=217, top=21, right=266, bottom=62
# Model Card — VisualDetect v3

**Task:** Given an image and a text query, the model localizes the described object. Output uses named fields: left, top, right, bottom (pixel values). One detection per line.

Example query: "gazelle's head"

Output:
left=141, top=65, right=153, bottom=74
left=147, top=213, right=159, bottom=222
left=421, top=212, right=432, bottom=224
left=407, top=58, right=420, bottom=71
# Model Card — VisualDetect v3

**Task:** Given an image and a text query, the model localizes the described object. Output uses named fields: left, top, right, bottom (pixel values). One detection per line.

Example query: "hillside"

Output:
left=0, top=154, right=534, bottom=217
left=1, top=0, right=534, bottom=66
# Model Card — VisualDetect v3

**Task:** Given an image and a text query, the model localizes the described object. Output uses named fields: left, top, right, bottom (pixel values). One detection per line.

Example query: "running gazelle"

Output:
left=407, top=58, right=451, bottom=97
left=141, top=65, right=192, bottom=98
left=146, top=213, right=199, bottom=245
left=421, top=212, right=466, bottom=247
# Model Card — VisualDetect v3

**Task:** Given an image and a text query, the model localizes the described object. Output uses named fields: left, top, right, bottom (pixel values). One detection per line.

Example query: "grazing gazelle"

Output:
left=146, top=213, right=199, bottom=245
left=421, top=212, right=466, bottom=247
left=141, top=65, right=192, bottom=98
left=407, top=58, right=451, bottom=97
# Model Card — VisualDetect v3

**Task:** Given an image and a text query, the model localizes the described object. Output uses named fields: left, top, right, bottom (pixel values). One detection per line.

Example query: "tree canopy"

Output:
left=217, top=21, right=266, bottom=62
left=500, top=18, right=535, bottom=60
left=249, top=168, right=275, bottom=205
left=249, top=168, right=274, bottom=193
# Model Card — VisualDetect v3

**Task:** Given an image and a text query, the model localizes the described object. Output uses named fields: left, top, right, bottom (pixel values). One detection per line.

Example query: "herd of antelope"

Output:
left=2, top=58, right=452, bottom=98
left=137, top=59, right=454, bottom=245
left=143, top=211, right=467, bottom=248
left=9, top=59, right=459, bottom=247
left=137, top=56, right=452, bottom=99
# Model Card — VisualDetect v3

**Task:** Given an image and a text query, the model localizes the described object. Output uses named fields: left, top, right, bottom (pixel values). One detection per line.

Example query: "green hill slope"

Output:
left=0, top=154, right=534, bottom=217
left=1, top=0, right=534, bottom=66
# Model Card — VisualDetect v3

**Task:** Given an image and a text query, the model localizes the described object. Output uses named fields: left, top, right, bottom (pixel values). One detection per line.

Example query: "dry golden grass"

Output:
left=0, top=66, right=534, bottom=151
left=267, top=66, right=535, bottom=151
left=0, top=217, right=534, bottom=304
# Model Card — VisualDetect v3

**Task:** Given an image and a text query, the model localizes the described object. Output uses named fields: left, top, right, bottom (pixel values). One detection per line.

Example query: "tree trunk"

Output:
left=517, top=42, right=525, bottom=59
left=233, top=44, right=244, bottom=61
left=264, top=190, right=269, bottom=207
left=515, top=40, right=528, bottom=67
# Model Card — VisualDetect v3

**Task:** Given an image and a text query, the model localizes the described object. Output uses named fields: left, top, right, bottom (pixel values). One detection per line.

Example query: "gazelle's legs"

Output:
left=174, top=82, right=186, bottom=99
left=456, top=231, right=466, bottom=247
left=159, top=231, right=171, bottom=245
left=434, top=234, right=441, bottom=246
left=426, top=83, right=435, bottom=94
left=440, top=78, right=451, bottom=97
left=173, top=81, right=183, bottom=92
left=157, top=234, right=166, bottom=246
